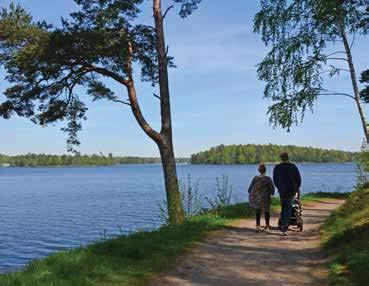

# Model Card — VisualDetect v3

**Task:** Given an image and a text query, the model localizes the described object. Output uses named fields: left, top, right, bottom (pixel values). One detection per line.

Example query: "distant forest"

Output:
left=0, top=144, right=355, bottom=167
left=0, top=153, right=189, bottom=167
left=190, top=144, right=355, bottom=164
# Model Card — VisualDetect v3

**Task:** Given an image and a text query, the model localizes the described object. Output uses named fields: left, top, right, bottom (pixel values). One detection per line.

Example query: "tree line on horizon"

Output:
left=190, top=144, right=355, bottom=165
left=0, top=153, right=189, bottom=167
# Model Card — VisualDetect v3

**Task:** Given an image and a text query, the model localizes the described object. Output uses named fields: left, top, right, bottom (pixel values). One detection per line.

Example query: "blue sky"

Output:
left=0, top=0, right=368, bottom=156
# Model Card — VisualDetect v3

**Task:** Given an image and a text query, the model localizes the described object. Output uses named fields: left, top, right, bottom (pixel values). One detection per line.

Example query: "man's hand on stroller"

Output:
left=296, top=189, right=301, bottom=201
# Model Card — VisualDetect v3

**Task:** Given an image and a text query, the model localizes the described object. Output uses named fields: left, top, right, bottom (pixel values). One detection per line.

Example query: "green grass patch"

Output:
left=214, top=197, right=280, bottom=219
left=322, top=187, right=369, bottom=286
left=301, top=191, right=349, bottom=201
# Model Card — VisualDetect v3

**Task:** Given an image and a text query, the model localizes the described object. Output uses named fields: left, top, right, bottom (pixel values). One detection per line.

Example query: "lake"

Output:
left=0, top=163, right=356, bottom=273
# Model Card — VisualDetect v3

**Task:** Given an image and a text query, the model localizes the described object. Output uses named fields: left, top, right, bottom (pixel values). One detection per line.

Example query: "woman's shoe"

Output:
left=264, top=226, right=271, bottom=233
left=256, top=226, right=262, bottom=233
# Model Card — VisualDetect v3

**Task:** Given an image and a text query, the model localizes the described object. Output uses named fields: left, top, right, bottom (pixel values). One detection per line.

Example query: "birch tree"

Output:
left=254, top=0, right=369, bottom=142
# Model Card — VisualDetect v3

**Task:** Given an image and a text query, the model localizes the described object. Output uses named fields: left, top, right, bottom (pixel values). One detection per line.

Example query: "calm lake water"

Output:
left=0, top=163, right=356, bottom=273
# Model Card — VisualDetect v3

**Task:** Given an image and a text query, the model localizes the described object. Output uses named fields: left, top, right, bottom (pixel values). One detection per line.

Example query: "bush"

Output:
left=354, top=148, right=369, bottom=186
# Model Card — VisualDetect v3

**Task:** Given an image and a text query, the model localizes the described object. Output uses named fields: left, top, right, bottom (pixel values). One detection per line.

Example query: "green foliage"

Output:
left=160, top=175, right=234, bottom=222
left=191, top=144, right=355, bottom=164
left=0, top=0, right=201, bottom=152
left=354, top=141, right=369, bottom=185
left=173, top=0, right=202, bottom=17
left=322, top=186, right=369, bottom=286
left=180, top=174, right=203, bottom=217
left=0, top=153, right=189, bottom=167
left=360, top=69, right=369, bottom=103
left=301, top=192, right=349, bottom=201
left=205, top=175, right=233, bottom=210
left=254, top=0, right=369, bottom=130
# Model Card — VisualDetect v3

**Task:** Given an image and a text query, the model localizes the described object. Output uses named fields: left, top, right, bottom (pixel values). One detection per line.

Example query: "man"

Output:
left=273, top=152, right=301, bottom=236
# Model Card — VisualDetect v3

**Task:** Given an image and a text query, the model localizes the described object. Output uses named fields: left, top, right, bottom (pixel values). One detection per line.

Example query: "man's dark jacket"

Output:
left=273, top=162, right=302, bottom=199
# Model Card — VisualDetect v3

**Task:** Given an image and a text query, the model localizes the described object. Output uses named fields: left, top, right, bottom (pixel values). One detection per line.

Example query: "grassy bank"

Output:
left=0, top=193, right=345, bottom=286
left=321, top=186, right=369, bottom=286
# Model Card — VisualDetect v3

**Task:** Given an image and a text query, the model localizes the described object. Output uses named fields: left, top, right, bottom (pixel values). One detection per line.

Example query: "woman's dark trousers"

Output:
left=280, top=196, right=293, bottom=232
left=256, top=209, right=270, bottom=227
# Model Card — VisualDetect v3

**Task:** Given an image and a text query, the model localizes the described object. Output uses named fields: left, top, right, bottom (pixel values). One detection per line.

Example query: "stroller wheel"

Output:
left=299, top=221, right=304, bottom=232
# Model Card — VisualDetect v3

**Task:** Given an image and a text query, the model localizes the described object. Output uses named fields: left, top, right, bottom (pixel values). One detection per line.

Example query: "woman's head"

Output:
left=258, top=163, right=266, bottom=174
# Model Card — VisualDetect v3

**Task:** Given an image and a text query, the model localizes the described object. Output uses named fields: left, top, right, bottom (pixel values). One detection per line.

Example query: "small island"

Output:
left=190, top=144, right=355, bottom=164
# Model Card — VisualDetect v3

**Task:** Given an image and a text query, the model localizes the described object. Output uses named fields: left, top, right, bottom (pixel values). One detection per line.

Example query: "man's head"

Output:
left=280, top=152, right=289, bottom=162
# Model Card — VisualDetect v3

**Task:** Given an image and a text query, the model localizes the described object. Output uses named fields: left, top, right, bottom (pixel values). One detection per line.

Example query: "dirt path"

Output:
left=149, top=199, right=343, bottom=286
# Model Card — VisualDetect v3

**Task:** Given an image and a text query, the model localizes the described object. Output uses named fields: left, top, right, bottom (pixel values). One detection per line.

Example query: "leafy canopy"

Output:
left=360, top=69, right=369, bottom=103
left=0, top=0, right=200, bottom=151
left=254, top=0, right=369, bottom=130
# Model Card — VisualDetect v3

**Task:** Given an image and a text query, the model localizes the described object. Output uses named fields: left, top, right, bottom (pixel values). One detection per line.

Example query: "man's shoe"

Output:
left=264, top=226, right=271, bottom=233
left=282, top=231, right=288, bottom=236
left=256, top=226, right=262, bottom=233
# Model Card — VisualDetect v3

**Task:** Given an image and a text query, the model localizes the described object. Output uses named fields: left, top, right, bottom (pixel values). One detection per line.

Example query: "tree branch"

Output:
left=111, top=99, right=131, bottom=106
left=83, top=65, right=130, bottom=86
left=350, top=32, right=356, bottom=49
left=124, top=40, right=133, bottom=79
left=325, top=51, right=346, bottom=57
left=319, top=68, right=350, bottom=75
left=319, top=92, right=355, bottom=100
left=124, top=39, right=161, bottom=142
left=337, top=68, right=350, bottom=73
left=126, top=83, right=161, bottom=143
left=153, top=93, right=161, bottom=100
left=325, top=57, right=349, bottom=62
left=162, top=5, right=174, bottom=20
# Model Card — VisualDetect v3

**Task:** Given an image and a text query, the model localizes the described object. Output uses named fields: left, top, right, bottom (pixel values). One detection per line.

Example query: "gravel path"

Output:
left=149, top=199, right=343, bottom=286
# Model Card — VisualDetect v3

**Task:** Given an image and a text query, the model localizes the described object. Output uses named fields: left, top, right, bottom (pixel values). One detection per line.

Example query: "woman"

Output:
left=248, top=163, right=275, bottom=232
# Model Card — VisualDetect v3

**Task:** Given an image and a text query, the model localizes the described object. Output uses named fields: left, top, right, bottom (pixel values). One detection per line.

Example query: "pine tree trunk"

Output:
left=158, top=134, right=184, bottom=224
left=153, top=0, right=184, bottom=224
left=341, top=29, right=369, bottom=143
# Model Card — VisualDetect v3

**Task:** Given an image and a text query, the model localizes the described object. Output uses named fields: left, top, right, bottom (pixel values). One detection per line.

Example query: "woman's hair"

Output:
left=258, top=163, right=266, bottom=174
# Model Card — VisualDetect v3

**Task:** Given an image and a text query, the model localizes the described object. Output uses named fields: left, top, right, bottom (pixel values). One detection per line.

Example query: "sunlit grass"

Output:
left=322, top=187, right=369, bottom=286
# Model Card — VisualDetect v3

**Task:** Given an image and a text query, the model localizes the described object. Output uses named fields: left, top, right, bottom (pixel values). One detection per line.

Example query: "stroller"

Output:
left=278, top=197, right=304, bottom=232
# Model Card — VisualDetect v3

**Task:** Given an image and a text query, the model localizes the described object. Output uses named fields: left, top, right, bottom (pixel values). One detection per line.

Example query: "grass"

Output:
left=213, top=197, right=280, bottom=219
left=301, top=191, right=349, bottom=201
left=0, top=192, right=348, bottom=286
left=321, top=186, right=369, bottom=286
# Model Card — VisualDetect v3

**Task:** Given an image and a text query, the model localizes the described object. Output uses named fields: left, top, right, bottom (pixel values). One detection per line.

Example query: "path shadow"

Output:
left=154, top=237, right=328, bottom=286
left=304, top=199, right=341, bottom=205
left=223, top=225, right=284, bottom=237
left=303, top=208, right=331, bottom=212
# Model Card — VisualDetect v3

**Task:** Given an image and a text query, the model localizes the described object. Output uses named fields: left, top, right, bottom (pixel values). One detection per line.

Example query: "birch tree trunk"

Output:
left=341, top=28, right=369, bottom=143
